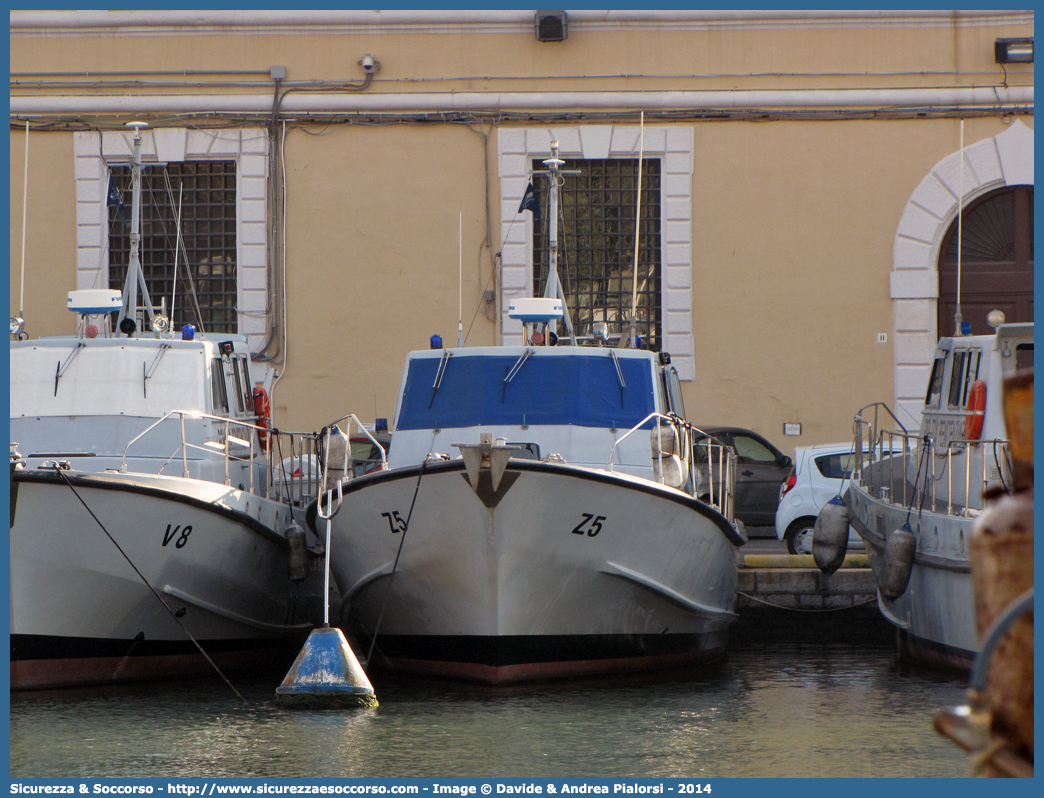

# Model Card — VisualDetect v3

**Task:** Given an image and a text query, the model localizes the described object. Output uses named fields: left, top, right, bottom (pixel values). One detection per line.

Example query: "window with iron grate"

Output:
left=108, top=161, right=238, bottom=334
left=532, top=157, right=661, bottom=348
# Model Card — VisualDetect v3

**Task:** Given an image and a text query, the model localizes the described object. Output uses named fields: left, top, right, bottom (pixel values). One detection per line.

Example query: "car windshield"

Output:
left=732, top=435, right=777, bottom=463
left=351, top=441, right=383, bottom=461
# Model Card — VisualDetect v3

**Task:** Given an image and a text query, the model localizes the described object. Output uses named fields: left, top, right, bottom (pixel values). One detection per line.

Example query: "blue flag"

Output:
left=107, top=174, right=126, bottom=224
left=518, top=181, right=540, bottom=221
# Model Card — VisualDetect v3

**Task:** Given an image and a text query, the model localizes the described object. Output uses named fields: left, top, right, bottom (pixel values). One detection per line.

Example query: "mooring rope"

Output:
left=273, top=432, right=299, bottom=525
left=737, top=590, right=878, bottom=613
left=365, top=457, right=428, bottom=670
left=52, top=465, right=246, bottom=702
left=907, top=434, right=931, bottom=523
left=990, top=438, right=1014, bottom=495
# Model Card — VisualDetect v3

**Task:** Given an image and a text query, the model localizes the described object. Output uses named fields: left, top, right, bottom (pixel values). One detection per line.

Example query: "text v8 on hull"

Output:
left=827, top=318, right=1032, bottom=671
left=9, top=122, right=326, bottom=690
left=310, top=142, right=746, bottom=684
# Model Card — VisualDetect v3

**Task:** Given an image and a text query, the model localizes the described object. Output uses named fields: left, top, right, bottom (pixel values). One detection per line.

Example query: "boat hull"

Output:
left=10, top=469, right=324, bottom=690
left=326, top=460, right=741, bottom=683
left=846, top=483, right=976, bottom=671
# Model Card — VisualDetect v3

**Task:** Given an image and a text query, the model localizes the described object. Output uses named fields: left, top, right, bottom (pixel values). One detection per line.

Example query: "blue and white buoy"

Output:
left=274, top=626, right=377, bottom=709
left=275, top=428, right=377, bottom=708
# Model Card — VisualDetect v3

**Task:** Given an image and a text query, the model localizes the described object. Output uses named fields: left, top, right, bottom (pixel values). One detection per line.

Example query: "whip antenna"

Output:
left=953, top=119, right=965, bottom=336
left=627, top=112, right=645, bottom=348
left=457, top=212, right=464, bottom=347
left=19, top=121, right=29, bottom=324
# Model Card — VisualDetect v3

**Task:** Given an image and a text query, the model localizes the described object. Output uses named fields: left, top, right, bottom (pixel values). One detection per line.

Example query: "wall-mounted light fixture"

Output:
left=358, top=53, right=381, bottom=74
left=995, top=37, right=1033, bottom=64
left=535, top=10, right=567, bottom=42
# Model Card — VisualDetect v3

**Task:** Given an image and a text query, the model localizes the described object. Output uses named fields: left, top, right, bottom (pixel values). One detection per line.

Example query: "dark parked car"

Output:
left=350, top=431, right=391, bottom=476
left=692, top=426, right=793, bottom=528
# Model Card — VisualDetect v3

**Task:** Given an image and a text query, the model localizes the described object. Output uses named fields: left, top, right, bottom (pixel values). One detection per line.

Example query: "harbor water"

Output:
left=10, top=638, right=970, bottom=779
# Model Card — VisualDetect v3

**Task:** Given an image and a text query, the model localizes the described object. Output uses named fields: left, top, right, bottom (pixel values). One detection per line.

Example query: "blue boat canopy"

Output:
left=396, top=353, right=657, bottom=431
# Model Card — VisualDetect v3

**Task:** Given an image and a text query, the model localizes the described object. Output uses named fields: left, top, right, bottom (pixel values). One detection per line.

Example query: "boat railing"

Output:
left=690, top=431, right=737, bottom=524
left=272, top=414, right=389, bottom=508
left=940, top=437, right=1012, bottom=516
left=321, top=414, right=389, bottom=473
left=120, top=409, right=255, bottom=481
left=606, top=412, right=736, bottom=522
left=852, top=403, right=913, bottom=503
left=118, top=409, right=336, bottom=506
left=853, top=406, right=1011, bottom=516
left=267, top=428, right=325, bottom=507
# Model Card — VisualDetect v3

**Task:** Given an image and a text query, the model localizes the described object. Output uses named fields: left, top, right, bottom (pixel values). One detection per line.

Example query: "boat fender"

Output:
left=653, top=454, right=689, bottom=489
left=879, top=523, right=916, bottom=598
left=812, top=495, right=849, bottom=574
left=651, top=422, right=679, bottom=456
left=964, top=379, right=986, bottom=440
left=319, top=425, right=350, bottom=491
left=252, top=387, right=272, bottom=451
left=651, top=423, right=689, bottom=489
left=286, top=521, right=309, bottom=582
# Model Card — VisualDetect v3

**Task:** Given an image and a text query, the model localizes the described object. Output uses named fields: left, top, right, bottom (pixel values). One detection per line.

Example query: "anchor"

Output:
left=455, top=433, right=520, bottom=509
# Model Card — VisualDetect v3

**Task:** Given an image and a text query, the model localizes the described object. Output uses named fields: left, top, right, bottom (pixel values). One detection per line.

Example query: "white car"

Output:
left=774, top=442, right=875, bottom=554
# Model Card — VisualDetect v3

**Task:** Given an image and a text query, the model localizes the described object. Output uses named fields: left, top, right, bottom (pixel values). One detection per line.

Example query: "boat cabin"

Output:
left=920, top=322, right=1033, bottom=453
left=387, top=344, right=686, bottom=479
left=10, top=330, right=262, bottom=475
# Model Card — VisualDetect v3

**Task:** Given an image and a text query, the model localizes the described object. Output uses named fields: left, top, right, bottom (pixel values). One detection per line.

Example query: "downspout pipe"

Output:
left=10, top=87, right=1034, bottom=116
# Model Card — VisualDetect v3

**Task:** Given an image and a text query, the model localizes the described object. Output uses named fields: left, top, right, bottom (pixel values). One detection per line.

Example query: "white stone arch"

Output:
left=890, top=119, right=1034, bottom=427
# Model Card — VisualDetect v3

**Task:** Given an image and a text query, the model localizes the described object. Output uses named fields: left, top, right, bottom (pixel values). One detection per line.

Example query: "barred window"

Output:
left=532, top=158, right=661, bottom=348
left=108, top=161, right=238, bottom=334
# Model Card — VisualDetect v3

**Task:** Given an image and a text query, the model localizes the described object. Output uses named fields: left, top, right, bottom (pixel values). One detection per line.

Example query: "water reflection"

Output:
left=10, top=642, right=968, bottom=778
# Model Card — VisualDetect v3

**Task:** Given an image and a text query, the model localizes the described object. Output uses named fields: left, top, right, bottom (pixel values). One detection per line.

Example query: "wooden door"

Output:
left=938, top=186, right=1033, bottom=336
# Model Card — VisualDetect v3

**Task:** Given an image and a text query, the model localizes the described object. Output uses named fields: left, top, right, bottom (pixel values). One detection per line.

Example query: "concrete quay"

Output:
left=732, top=546, right=893, bottom=644
left=738, top=553, right=876, bottom=612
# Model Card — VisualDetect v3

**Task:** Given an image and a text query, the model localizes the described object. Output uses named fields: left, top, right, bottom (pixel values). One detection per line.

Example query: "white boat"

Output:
left=840, top=319, right=1032, bottom=670
left=314, top=143, right=745, bottom=684
left=9, top=123, right=325, bottom=690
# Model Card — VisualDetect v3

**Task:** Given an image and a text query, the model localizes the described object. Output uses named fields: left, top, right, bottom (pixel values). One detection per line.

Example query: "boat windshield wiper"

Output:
left=609, top=349, right=627, bottom=407
left=143, top=343, right=172, bottom=398
left=503, top=347, right=533, bottom=401
left=429, top=350, right=451, bottom=409
left=53, top=342, right=86, bottom=396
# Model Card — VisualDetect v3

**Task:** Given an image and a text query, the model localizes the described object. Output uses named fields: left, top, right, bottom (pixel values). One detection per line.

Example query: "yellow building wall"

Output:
left=9, top=132, right=77, bottom=336
left=9, top=13, right=1034, bottom=452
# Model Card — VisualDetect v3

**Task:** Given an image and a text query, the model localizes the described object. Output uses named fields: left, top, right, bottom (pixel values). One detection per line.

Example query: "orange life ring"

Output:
left=252, top=386, right=272, bottom=451
left=964, top=379, right=986, bottom=440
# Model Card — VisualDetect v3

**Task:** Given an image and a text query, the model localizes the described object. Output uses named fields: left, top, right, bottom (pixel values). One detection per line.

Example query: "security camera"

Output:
left=359, top=54, right=379, bottom=74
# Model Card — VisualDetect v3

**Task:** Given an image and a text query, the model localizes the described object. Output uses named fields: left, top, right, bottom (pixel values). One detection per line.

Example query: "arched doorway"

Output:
left=937, top=185, right=1034, bottom=336
left=889, top=119, right=1033, bottom=429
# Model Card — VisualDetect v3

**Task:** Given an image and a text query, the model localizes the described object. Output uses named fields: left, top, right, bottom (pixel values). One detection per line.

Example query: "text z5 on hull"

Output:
left=328, top=453, right=741, bottom=684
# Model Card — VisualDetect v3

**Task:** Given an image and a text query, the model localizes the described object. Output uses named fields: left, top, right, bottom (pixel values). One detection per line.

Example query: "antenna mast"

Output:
left=117, top=121, right=158, bottom=337
left=537, top=141, right=578, bottom=345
